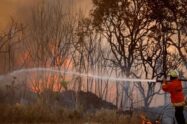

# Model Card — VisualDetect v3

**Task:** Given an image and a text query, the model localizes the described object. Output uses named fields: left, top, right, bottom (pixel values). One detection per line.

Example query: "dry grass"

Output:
left=0, top=88, right=142, bottom=123
left=0, top=104, right=142, bottom=124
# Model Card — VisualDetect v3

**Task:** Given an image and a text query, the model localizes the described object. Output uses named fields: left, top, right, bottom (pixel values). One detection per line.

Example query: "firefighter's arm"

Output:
left=162, top=79, right=169, bottom=92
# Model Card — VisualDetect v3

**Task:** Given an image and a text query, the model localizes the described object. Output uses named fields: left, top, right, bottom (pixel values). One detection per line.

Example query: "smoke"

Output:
left=0, top=0, right=38, bottom=30
left=0, top=0, right=92, bottom=31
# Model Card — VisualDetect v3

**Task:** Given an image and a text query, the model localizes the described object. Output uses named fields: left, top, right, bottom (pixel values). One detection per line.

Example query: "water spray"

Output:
left=6, top=67, right=157, bottom=82
left=1, top=67, right=187, bottom=83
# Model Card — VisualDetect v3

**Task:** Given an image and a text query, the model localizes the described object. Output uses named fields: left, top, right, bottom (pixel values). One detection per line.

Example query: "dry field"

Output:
left=0, top=104, right=142, bottom=124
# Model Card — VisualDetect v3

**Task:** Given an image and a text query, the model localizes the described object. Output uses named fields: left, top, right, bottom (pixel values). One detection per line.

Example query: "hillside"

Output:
left=59, top=90, right=116, bottom=112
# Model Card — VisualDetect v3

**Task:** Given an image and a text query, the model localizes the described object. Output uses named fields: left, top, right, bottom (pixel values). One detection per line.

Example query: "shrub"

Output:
left=0, top=104, right=141, bottom=123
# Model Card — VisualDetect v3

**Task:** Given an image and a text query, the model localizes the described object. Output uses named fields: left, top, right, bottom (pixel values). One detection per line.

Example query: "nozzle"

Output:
left=156, top=78, right=187, bottom=83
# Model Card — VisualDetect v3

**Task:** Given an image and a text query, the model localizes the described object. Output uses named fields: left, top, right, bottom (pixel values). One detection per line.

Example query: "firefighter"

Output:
left=162, top=70, right=186, bottom=124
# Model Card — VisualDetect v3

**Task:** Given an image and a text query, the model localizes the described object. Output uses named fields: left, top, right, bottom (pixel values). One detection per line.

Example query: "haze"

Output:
left=0, top=0, right=92, bottom=31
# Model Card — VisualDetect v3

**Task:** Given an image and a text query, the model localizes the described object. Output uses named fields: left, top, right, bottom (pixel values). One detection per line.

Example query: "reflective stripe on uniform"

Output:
left=172, top=101, right=185, bottom=107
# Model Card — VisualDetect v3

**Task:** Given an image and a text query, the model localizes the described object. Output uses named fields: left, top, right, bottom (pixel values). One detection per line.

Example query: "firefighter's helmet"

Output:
left=168, top=70, right=179, bottom=78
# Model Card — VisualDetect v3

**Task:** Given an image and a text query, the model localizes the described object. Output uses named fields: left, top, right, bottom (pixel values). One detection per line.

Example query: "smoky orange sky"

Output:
left=0, top=0, right=92, bottom=31
left=0, top=0, right=39, bottom=30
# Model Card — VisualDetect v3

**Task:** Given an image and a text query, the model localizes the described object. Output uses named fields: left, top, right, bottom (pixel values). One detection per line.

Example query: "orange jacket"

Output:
left=162, top=79, right=185, bottom=105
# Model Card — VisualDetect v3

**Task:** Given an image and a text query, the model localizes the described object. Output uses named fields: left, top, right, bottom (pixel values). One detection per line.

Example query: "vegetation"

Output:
left=0, top=0, right=187, bottom=123
left=0, top=100, right=140, bottom=124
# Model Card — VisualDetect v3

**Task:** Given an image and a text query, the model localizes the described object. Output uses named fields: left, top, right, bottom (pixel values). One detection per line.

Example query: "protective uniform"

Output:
left=162, top=70, right=185, bottom=124
left=162, top=79, right=185, bottom=106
